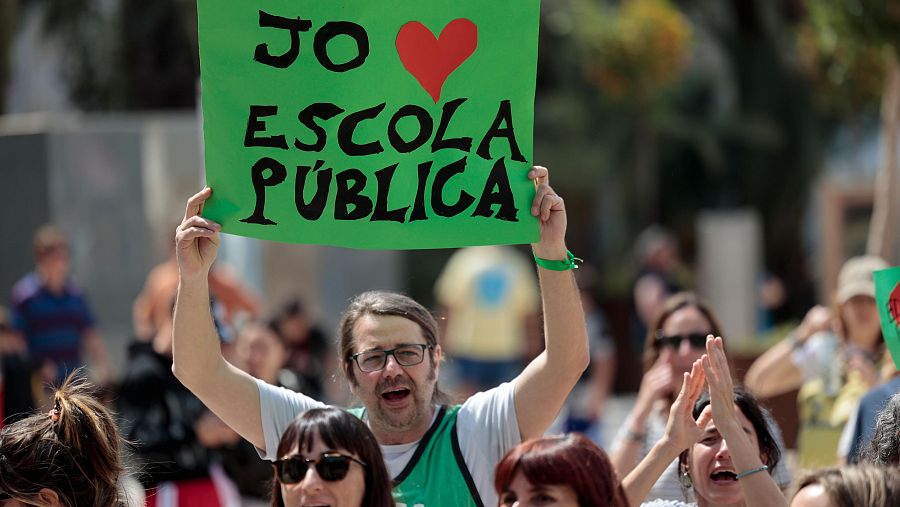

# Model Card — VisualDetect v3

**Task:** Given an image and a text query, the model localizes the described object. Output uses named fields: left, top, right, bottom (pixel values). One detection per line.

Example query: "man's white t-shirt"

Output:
left=256, top=378, right=521, bottom=506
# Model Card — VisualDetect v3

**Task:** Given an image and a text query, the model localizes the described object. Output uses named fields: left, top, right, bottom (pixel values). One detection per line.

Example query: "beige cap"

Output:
left=836, top=255, right=889, bottom=304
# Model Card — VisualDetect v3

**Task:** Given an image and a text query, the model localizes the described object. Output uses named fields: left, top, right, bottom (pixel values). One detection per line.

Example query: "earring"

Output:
left=679, top=470, right=693, bottom=489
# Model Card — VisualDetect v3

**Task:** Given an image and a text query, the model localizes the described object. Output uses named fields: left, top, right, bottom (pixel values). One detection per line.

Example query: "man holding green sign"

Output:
left=178, top=2, right=582, bottom=504
left=172, top=166, right=588, bottom=506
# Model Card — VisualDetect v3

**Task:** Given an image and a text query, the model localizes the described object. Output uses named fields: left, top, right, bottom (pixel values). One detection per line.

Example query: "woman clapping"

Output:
left=624, top=337, right=786, bottom=507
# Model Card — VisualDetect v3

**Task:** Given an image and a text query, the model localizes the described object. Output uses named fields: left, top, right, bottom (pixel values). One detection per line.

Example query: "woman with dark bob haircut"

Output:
left=495, top=433, right=630, bottom=507
left=271, top=407, right=394, bottom=507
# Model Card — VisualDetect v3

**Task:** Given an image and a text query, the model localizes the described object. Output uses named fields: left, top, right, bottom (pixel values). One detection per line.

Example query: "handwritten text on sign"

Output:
left=197, top=1, right=541, bottom=249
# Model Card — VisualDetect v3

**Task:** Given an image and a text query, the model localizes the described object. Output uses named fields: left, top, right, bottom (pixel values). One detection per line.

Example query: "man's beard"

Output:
left=370, top=366, right=436, bottom=432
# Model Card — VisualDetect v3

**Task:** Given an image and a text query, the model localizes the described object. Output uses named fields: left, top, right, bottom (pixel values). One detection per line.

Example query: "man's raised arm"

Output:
left=172, top=187, right=266, bottom=449
left=513, top=166, right=590, bottom=440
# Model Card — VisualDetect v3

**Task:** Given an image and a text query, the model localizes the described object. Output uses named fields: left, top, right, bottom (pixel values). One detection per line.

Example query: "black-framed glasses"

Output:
left=350, top=344, right=433, bottom=372
left=654, top=332, right=708, bottom=350
left=273, top=452, right=367, bottom=484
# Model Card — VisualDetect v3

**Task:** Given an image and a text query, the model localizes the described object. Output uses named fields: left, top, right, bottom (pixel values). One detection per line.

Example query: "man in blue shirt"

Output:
left=10, top=225, right=111, bottom=386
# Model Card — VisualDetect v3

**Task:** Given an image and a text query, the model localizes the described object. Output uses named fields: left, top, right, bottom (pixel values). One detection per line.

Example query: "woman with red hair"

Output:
left=494, top=433, right=629, bottom=506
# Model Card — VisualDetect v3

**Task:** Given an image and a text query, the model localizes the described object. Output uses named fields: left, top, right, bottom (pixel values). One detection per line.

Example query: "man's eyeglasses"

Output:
left=653, top=332, right=708, bottom=350
left=273, top=452, right=366, bottom=483
left=350, top=344, right=432, bottom=373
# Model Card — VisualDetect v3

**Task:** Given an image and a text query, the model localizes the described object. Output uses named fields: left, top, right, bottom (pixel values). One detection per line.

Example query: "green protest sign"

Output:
left=873, top=267, right=900, bottom=370
left=196, top=0, right=541, bottom=249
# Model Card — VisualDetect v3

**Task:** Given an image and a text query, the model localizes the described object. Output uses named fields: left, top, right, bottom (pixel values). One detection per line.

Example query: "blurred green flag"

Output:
left=873, top=267, right=900, bottom=370
left=196, top=0, right=541, bottom=249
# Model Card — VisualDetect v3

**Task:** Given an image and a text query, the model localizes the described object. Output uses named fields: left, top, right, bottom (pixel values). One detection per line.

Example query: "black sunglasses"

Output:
left=654, top=332, right=708, bottom=350
left=274, top=452, right=367, bottom=483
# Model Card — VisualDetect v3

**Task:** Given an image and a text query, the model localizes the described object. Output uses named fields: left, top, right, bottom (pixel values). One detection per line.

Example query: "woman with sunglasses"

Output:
left=610, top=293, right=791, bottom=502
left=271, top=407, right=394, bottom=507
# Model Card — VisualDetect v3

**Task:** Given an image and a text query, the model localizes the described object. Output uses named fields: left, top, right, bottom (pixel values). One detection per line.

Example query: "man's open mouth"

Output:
left=381, top=387, right=411, bottom=402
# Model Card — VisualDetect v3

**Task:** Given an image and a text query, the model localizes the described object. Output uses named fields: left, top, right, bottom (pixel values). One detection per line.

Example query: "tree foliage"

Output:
left=573, top=0, right=693, bottom=103
left=798, top=0, right=900, bottom=118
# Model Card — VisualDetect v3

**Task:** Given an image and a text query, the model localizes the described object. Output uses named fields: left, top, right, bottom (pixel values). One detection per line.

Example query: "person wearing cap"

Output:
left=746, top=255, right=890, bottom=468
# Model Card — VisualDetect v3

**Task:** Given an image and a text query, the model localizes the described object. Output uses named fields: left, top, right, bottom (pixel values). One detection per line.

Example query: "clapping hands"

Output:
left=662, top=335, right=740, bottom=451
left=662, top=357, right=709, bottom=452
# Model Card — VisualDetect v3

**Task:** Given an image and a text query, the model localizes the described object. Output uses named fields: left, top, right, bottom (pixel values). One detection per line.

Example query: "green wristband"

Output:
left=533, top=250, right=582, bottom=271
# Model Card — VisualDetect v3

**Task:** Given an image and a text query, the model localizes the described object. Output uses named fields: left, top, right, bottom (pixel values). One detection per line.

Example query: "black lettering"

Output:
left=334, top=169, right=373, bottom=220
left=314, top=21, right=369, bottom=72
left=371, top=164, right=409, bottom=222
left=472, top=158, right=518, bottom=221
left=338, top=103, right=386, bottom=156
left=295, top=103, right=345, bottom=152
left=254, top=11, right=312, bottom=69
left=432, top=98, right=472, bottom=153
left=432, top=157, right=475, bottom=217
left=387, top=105, right=433, bottom=153
left=476, top=100, right=525, bottom=162
left=410, top=161, right=432, bottom=222
left=294, top=160, right=332, bottom=220
left=244, top=105, right=288, bottom=149
left=240, top=157, right=288, bottom=225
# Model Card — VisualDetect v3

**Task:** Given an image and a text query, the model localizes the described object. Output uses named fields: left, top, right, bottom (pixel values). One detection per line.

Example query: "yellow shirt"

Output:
left=434, top=246, right=538, bottom=360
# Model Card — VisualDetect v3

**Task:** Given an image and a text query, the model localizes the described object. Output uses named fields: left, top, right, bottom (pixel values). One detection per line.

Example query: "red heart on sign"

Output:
left=396, top=19, right=478, bottom=103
